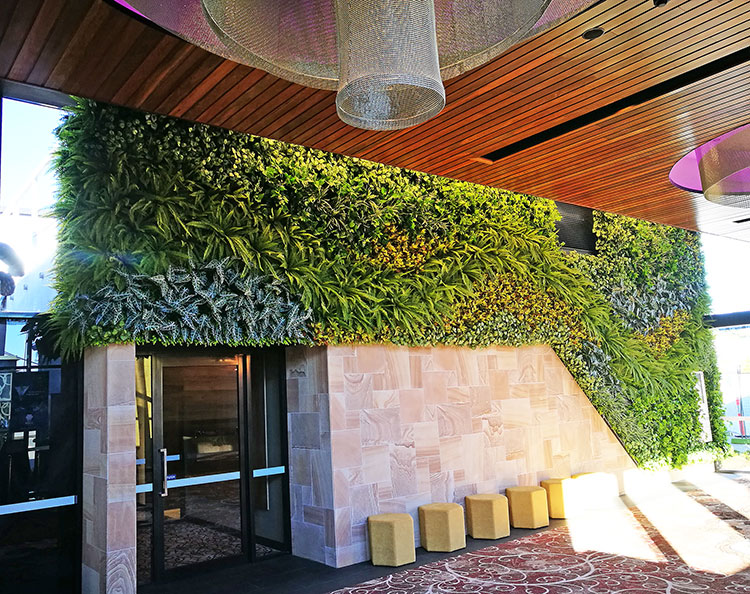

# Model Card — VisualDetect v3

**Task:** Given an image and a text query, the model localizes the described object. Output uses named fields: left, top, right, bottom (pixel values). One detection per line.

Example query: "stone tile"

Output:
left=437, top=403, right=472, bottom=436
left=286, top=378, right=300, bottom=412
left=409, top=355, right=424, bottom=388
left=390, top=443, right=417, bottom=497
left=482, top=415, right=504, bottom=446
left=350, top=484, right=379, bottom=525
left=501, top=399, right=532, bottom=428
left=286, top=347, right=308, bottom=379
left=303, top=505, right=326, bottom=526
left=383, top=347, right=411, bottom=390
left=422, top=370, right=449, bottom=403
left=439, top=436, right=463, bottom=470
left=371, top=389, right=399, bottom=408
left=360, top=408, right=400, bottom=446
left=333, top=470, right=351, bottom=508
left=344, top=373, right=373, bottom=410
left=446, top=385, right=471, bottom=403
left=331, top=429, right=363, bottom=469
left=107, top=452, right=135, bottom=486
left=290, top=413, right=322, bottom=449
left=398, top=424, right=415, bottom=448
left=106, top=358, right=136, bottom=406
left=329, top=345, right=356, bottom=357
left=489, top=369, right=510, bottom=398
left=291, top=520, right=325, bottom=563
left=430, top=471, right=455, bottom=502
left=327, top=354, right=345, bottom=394
left=84, top=347, right=107, bottom=411
left=291, top=449, right=312, bottom=486
left=361, top=445, right=391, bottom=484
left=105, top=547, right=136, bottom=594
left=311, top=450, right=334, bottom=507
left=335, top=540, right=370, bottom=568
left=355, top=345, right=386, bottom=374
left=413, top=422, right=439, bottom=457
left=334, top=507, right=352, bottom=547
left=106, top=500, right=136, bottom=552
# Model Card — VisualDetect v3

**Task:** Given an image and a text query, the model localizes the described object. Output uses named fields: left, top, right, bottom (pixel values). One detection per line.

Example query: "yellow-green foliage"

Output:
left=637, top=310, right=691, bottom=357
left=50, top=99, right=728, bottom=467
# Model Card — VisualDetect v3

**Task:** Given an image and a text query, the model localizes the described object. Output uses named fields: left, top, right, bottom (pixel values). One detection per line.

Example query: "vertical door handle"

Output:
left=159, top=447, right=168, bottom=497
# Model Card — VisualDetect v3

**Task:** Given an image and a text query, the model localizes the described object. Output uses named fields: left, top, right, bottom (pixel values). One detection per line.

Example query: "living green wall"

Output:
left=51, top=99, right=728, bottom=467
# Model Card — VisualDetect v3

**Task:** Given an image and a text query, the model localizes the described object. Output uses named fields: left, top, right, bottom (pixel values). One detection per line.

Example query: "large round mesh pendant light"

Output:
left=124, top=0, right=598, bottom=130
left=335, top=0, right=444, bottom=130
left=698, top=125, right=750, bottom=209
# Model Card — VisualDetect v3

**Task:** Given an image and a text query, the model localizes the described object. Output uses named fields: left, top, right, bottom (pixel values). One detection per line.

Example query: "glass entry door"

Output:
left=136, top=352, right=289, bottom=584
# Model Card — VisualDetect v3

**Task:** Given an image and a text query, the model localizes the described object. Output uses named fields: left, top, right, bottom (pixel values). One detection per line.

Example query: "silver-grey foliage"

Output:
left=65, top=259, right=313, bottom=345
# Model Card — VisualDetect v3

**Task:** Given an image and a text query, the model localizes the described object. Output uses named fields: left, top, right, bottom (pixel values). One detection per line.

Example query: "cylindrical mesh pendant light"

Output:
left=334, top=0, right=445, bottom=130
left=126, top=0, right=596, bottom=130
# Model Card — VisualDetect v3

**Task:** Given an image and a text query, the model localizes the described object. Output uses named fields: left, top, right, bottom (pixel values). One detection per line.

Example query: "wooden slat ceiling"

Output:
left=1, top=0, right=750, bottom=240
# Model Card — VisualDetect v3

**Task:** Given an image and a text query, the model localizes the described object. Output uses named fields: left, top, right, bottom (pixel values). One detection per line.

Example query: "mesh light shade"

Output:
left=126, top=0, right=598, bottom=130
left=697, top=125, right=750, bottom=209
left=335, top=0, right=444, bottom=130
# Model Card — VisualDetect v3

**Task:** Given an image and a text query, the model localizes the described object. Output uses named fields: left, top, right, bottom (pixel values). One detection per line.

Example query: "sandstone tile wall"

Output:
left=285, top=346, right=337, bottom=566
left=82, top=344, right=137, bottom=594
left=323, top=344, right=635, bottom=567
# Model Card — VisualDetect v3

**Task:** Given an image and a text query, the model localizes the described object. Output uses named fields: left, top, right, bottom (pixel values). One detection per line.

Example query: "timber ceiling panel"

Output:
left=1, top=0, right=750, bottom=240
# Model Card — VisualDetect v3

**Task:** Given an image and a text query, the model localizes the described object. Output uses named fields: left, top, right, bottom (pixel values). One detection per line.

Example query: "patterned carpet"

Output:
left=331, top=478, right=750, bottom=594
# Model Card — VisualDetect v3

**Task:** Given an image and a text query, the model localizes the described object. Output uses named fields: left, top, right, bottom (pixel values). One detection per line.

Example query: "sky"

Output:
left=0, top=98, right=62, bottom=314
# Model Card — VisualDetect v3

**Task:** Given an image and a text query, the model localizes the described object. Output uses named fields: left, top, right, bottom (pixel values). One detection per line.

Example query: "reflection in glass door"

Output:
left=136, top=351, right=289, bottom=584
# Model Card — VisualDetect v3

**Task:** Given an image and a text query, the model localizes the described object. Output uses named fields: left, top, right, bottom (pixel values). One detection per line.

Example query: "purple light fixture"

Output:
left=670, top=123, right=750, bottom=209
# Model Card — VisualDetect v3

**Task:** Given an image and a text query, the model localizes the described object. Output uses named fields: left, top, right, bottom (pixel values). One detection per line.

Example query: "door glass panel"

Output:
left=251, top=351, right=287, bottom=555
left=161, top=363, right=242, bottom=570
left=135, top=357, right=153, bottom=585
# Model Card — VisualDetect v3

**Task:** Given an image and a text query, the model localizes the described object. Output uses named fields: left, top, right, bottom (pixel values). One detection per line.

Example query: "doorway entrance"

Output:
left=135, top=349, right=290, bottom=584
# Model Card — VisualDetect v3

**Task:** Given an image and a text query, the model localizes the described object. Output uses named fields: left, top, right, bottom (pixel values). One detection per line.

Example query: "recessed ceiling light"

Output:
left=653, top=0, right=669, bottom=7
left=582, top=27, right=604, bottom=40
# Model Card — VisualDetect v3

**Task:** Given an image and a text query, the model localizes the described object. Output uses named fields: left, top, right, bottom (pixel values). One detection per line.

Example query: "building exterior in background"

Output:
left=713, top=326, right=750, bottom=453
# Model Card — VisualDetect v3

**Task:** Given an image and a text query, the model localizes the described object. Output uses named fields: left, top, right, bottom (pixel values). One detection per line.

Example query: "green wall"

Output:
left=51, top=99, right=728, bottom=467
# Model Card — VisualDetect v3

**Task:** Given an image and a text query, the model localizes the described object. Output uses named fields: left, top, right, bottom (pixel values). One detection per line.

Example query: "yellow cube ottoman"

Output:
left=540, top=478, right=578, bottom=519
left=367, top=513, right=416, bottom=567
left=505, top=486, right=549, bottom=529
left=465, top=494, right=510, bottom=539
left=418, top=503, right=466, bottom=552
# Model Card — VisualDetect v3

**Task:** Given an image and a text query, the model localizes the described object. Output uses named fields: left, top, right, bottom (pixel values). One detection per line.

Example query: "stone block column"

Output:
left=82, top=344, right=137, bottom=594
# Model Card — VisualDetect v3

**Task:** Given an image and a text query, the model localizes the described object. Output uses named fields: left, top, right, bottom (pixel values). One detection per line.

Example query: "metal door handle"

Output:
left=159, top=448, right=168, bottom=497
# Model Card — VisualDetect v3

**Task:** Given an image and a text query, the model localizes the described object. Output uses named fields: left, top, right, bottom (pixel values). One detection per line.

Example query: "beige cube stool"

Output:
left=540, top=478, right=578, bottom=519
left=418, top=503, right=466, bottom=552
left=465, top=494, right=510, bottom=539
left=367, top=513, right=416, bottom=567
left=505, top=486, right=549, bottom=529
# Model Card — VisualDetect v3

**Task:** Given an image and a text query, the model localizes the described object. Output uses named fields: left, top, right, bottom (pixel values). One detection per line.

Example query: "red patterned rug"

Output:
left=331, top=492, right=750, bottom=594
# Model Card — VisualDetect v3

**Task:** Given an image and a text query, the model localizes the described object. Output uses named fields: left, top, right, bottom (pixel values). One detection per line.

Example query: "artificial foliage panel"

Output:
left=51, top=99, right=727, bottom=467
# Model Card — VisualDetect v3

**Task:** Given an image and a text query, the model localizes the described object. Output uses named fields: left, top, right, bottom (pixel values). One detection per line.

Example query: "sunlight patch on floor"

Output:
left=567, top=495, right=664, bottom=562
left=690, top=473, right=750, bottom=520
left=626, top=476, right=750, bottom=575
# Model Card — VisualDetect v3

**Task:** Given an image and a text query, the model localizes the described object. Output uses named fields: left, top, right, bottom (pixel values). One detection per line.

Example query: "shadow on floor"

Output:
left=139, top=520, right=565, bottom=594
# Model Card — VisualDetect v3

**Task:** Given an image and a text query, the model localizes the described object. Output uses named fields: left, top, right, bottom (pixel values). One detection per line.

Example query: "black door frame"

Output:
left=137, top=346, right=291, bottom=583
